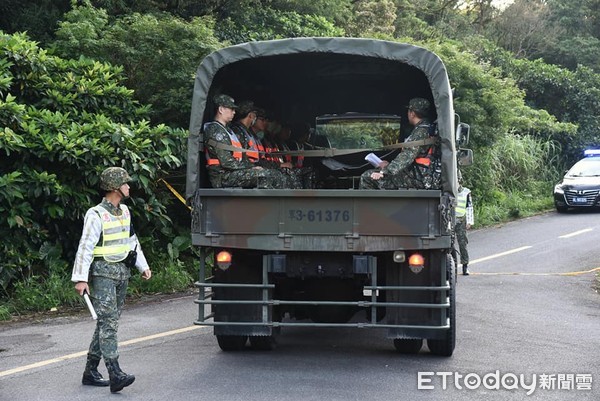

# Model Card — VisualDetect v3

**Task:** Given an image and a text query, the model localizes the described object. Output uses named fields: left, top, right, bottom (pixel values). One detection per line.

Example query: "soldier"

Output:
left=359, top=98, right=441, bottom=190
left=71, top=167, right=152, bottom=393
left=456, top=170, right=474, bottom=275
left=204, top=94, right=287, bottom=188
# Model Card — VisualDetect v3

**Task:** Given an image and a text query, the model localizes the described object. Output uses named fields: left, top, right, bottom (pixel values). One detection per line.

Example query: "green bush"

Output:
left=0, top=31, right=189, bottom=312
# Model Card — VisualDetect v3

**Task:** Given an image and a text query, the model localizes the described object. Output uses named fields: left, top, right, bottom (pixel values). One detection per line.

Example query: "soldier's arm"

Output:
left=384, top=128, right=428, bottom=175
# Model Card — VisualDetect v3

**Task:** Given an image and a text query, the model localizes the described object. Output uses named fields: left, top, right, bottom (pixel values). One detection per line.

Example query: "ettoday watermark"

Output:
left=417, top=371, right=593, bottom=395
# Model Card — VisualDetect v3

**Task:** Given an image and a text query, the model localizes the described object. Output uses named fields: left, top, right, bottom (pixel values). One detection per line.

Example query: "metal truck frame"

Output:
left=186, top=37, right=470, bottom=356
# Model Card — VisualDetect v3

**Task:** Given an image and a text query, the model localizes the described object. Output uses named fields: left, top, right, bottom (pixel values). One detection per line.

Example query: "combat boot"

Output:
left=82, top=354, right=109, bottom=387
left=105, top=358, right=135, bottom=393
left=462, top=264, right=470, bottom=276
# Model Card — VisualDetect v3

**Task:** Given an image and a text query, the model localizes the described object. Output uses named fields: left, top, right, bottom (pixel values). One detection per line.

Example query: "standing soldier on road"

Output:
left=71, top=167, right=152, bottom=393
left=456, top=170, right=474, bottom=275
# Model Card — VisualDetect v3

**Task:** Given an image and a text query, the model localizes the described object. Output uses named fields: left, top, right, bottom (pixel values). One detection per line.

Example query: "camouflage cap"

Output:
left=213, top=94, right=238, bottom=109
left=254, top=107, right=267, bottom=119
left=408, top=98, right=431, bottom=116
left=237, top=100, right=256, bottom=117
left=100, top=167, right=132, bottom=191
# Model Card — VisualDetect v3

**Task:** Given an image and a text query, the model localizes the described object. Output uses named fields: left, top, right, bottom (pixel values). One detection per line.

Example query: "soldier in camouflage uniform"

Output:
left=359, top=98, right=441, bottom=190
left=72, top=167, right=152, bottom=393
left=204, top=94, right=288, bottom=189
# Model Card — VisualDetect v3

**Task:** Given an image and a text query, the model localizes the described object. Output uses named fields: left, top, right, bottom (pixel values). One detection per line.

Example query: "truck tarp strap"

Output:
left=207, top=137, right=437, bottom=158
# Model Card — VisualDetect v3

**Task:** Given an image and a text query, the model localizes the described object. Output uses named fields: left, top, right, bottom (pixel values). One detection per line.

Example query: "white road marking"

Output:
left=0, top=325, right=206, bottom=378
left=469, top=246, right=532, bottom=265
left=558, top=228, right=593, bottom=238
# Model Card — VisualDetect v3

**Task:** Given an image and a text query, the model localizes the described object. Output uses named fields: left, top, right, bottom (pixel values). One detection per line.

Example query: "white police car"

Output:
left=554, top=149, right=600, bottom=212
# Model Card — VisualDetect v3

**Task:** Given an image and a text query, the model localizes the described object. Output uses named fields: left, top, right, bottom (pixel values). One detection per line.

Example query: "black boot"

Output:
left=82, top=354, right=109, bottom=387
left=105, top=358, right=135, bottom=393
left=462, top=264, right=470, bottom=276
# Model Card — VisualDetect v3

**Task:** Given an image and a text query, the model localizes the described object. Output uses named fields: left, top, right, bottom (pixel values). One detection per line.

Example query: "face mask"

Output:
left=255, top=131, right=265, bottom=140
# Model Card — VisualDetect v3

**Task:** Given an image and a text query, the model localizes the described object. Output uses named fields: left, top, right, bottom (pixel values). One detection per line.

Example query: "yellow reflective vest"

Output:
left=92, top=204, right=131, bottom=262
left=456, top=188, right=470, bottom=218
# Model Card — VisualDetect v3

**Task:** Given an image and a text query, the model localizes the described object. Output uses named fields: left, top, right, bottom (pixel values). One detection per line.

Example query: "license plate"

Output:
left=574, top=197, right=587, bottom=203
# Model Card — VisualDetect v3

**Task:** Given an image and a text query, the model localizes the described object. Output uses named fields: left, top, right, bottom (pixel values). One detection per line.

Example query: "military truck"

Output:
left=186, top=37, right=472, bottom=356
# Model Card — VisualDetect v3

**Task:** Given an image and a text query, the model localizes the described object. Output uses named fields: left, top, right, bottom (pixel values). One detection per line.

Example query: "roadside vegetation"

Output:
left=2, top=0, right=599, bottom=319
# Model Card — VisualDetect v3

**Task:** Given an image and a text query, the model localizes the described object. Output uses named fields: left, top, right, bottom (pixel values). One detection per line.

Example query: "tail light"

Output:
left=408, top=253, right=425, bottom=274
left=216, top=250, right=232, bottom=270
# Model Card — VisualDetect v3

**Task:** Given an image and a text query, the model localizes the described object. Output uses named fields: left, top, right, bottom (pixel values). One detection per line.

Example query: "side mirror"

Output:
left=456, top=122, right=470, bottom=146
left=458, top=148, right=473, bottom=166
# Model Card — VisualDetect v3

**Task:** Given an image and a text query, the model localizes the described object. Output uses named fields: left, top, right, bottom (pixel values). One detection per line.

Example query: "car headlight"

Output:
left=554, top=184, right=564, bottom=195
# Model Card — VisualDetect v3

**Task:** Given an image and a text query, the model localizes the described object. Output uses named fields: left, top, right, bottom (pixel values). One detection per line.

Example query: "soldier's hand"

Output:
left=280, top=162, right=293, bottom=168
left=379, top=160, right=389, bottom=168
left=252, top=166, right=264, bottom=170
left=75, top=281, right=89, bottom=296
left=370, top=171, right=384, bottom=181
left=141, top=269, right=152, bottom=280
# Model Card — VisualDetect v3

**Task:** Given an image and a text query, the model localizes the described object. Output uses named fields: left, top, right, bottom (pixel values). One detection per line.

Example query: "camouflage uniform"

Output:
left=455, top=183, right=473, bottom=275
left=84, top=199, right=133, bottom=360
left=204, top=121, right=288, bottom=189
left=455, top=218, right=469, bottom=265
left=359, top=119, right=441, bottom=190
left=72, top=167, right=148, bottom=392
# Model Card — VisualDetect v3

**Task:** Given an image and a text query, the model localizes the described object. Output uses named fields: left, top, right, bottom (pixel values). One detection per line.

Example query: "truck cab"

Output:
left=186, top=37, right=471, bottom=355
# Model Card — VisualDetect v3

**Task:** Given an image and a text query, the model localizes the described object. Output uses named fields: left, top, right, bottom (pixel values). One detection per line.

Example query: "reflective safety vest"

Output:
left=92, top=205, right=131, bottom=262
left=245, top=132, right=260, bottom=162
left=206, top=124, right=243, bottom=165
left=456, top=188, right=471, bottom=218
left=414, top=151, right=432, bottom=166
left=414, top=122, right=435, bottom=166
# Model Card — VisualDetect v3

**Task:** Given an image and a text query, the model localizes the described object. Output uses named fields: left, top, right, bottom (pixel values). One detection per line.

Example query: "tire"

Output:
left=249, top=335, right=277, bottom=351
left=393, top=338, right=423, bottom=354
left=216, top=335, right=248, bottom=351
left=427, top=254, right=456, bottom=357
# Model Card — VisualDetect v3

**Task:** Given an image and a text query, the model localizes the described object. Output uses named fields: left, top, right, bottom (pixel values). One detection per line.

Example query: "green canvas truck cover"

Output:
left=186, top=37, right=458, bottom=198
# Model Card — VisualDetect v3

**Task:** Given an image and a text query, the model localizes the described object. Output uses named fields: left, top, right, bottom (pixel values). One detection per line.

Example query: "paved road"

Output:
left=1, top=211, right=599, bottom=400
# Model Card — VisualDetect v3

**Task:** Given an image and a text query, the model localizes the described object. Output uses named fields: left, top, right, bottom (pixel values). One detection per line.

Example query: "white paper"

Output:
left=83, top=292, right=98, bottom=320
left=365, top=152, right=383, bottom=167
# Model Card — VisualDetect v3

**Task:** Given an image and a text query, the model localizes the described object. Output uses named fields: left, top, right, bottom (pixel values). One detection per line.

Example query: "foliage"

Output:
left=0, top=0, right=71, bottom=45
left=215, top=8, right=344, bottom=44
left=473, top=38, right=600, bottom=165
left=53, top=3, right=222, bottom=127
left=0, top=32, right=187, bottom=299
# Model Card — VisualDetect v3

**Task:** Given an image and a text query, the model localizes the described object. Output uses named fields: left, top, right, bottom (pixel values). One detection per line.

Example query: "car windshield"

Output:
left=566, top=158, right=600, bottom=177
left=314, top=116, right=402, bottom=149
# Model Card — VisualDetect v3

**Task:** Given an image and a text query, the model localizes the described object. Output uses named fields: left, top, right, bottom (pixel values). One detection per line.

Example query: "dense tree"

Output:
left=347, top=0, right=397, bottom=37
left=0, top=0, right=71, bottom=45
left=0, top=31, right=187, bottom=297
left=53, top=3, right=222, bottom=127
left=488, top=0, right=558, bottom=59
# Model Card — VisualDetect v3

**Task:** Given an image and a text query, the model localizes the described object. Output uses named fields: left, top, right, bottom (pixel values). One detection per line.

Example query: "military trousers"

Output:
left=88, top=274, right=128, bottom=360
left=455, top=217, right=469, bottom=265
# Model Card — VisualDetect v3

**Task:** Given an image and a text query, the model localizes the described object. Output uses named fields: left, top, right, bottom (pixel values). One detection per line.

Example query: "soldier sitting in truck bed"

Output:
left=204, top=94, right=287, bottom=189
left=359, top=98, right=441, bottom=190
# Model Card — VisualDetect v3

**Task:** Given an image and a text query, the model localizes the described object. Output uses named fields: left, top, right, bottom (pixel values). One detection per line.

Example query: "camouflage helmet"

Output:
left=100, top=167, right=132, bottom=191
left=408, top=98, right=431, bottom=116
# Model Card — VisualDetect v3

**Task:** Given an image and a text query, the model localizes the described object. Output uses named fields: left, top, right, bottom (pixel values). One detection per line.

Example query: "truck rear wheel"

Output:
left=216, top=335, right=248, bottom=351
left=427, top=255, right=456, bottom=356
left=393, top=339, right=423, bottom=354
